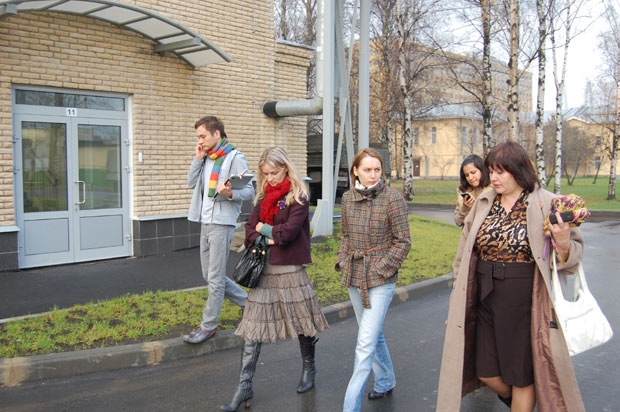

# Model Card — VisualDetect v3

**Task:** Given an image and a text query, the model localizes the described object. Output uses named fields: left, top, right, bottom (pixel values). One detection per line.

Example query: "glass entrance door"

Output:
left=75, top=120, right=128, bottom=260
left=15, top=115, right=130, bottom=268
left=18, top=119, right=72, bottom=266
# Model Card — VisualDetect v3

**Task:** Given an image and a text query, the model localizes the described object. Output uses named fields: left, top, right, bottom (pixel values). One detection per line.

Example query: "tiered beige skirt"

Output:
left=234, top=263, right=329, bottom=343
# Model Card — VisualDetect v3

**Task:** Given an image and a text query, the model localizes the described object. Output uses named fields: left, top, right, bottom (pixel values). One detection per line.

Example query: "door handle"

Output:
left=75, top=180, right=86, bottom=205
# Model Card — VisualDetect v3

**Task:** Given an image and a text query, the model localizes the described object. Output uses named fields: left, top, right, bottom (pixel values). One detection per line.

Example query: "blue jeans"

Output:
left=343, top=282, right=396, bottom=412
left=200, top=224, right=247, bottom=331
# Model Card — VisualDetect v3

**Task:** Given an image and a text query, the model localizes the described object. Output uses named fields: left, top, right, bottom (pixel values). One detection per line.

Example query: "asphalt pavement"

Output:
left=0, top=205, right=618, bottom=412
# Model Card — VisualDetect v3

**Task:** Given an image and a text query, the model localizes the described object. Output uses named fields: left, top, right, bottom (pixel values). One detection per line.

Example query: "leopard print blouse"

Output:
left=474, top=191, right=534, bottom=263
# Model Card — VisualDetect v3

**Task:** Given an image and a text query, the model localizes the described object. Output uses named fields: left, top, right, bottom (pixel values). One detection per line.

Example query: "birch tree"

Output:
left=396, top=0, right=415, bottom=200
left=447, top=0, right=497, bottom=156
left=445, top=0, right=538, bottom=155
left=548, top=0, right=586, bottom=194
left=490, top=1, right=539, bottom=147
left=507, top=0, right=521, bottom=141
left=549, top=1, right=568, bottom=193
left=369, top=0, right=401, bottom=178
left=534, top=0, right=552, bottom=187
left=599, top=0, right=620, bottom=200
left=480, top=0, right=495, bottom=154
left=395, top=0, right=443, bottom=199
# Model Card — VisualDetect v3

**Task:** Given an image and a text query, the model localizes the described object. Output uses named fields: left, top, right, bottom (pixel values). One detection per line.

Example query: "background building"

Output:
left=561, top=107, right=614, bottom=178
left=384, top=47, right=534, bottom=179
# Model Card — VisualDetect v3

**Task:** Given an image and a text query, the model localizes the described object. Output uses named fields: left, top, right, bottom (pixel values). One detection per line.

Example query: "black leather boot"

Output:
left=220, top=340, right=262, bottom=411
left=498, top=394, right=512, bottom=408
left=296, top=335, right=318, bottom=393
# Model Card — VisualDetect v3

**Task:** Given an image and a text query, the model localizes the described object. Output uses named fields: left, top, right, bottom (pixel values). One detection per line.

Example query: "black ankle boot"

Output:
left=498, top=394, right=512, bottom=408
left=297, top=335, right=318, bottom=393
left=221, top=340, right=262, bottom=411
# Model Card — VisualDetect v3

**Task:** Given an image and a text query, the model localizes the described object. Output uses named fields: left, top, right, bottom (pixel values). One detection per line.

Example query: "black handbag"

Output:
left=233, top=236, right=269, bottom=288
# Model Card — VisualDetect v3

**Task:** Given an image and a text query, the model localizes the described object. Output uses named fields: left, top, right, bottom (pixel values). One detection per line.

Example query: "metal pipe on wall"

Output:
left=261, top=0, right=371, bottom=237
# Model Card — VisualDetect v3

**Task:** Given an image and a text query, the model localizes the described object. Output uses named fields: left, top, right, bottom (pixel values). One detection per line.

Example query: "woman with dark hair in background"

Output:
left=454, top=154, right=490, bottom=227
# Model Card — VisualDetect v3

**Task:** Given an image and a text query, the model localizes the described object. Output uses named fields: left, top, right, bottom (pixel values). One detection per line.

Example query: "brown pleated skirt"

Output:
left=475, top=262, right=535, bottom=387
left=234, top=263, right=329, bottom=343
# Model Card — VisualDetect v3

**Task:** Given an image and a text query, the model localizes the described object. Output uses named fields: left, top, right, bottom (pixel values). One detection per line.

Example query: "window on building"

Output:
left=15, top=89, right=125, bottom=111
left=461, top=127, right=467, bottom=146
left=595, top=156, right=601, bottom=171
left=431, top=127, right=437, bottom=145
left=473, top=128, right=478, bottom=145
left=413, top=127, right=419, bottom=146
left=595, top=136, right=601, bottom=147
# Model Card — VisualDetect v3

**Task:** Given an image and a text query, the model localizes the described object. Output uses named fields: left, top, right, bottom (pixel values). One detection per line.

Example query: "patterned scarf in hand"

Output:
left=260, top=178, right=292, bottom=225
left=206, top=139, right=235, bottom=198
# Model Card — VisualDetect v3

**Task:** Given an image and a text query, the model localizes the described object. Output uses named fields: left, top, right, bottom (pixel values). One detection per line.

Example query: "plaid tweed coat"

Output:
left=336, top=180, right=411, bottom=308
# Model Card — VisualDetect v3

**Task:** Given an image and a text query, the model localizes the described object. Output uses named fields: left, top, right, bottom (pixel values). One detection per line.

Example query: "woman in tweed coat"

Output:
left=336, top=148, right=411, bottom=412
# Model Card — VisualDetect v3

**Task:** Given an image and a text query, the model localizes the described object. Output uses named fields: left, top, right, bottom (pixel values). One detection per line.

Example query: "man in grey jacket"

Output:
left=184, top=116, right=254, bottom=344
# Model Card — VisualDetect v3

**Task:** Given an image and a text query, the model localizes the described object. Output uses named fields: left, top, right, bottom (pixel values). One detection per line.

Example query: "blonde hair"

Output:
left=255, top=146, right=309, bottom=206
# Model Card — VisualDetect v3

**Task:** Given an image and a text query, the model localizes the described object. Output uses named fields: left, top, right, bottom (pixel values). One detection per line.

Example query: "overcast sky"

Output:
left=539, top=0, right=607, bottom=110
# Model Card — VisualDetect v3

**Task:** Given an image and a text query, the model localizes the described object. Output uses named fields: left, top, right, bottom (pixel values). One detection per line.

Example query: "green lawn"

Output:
left=0, top=215, right=460, bottom=358
left=393, top=177, right=620, bottom=210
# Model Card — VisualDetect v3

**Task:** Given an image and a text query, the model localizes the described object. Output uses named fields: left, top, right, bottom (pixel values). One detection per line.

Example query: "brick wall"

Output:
left=0, top=0, right=311, bottom=224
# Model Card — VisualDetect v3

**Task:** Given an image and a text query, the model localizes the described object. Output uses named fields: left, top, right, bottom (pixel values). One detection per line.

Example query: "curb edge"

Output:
left=0, top=274, right=453, bottom=387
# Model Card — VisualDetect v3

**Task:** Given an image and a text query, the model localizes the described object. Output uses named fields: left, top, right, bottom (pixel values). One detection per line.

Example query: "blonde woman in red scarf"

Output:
left=220, top=146, right=328, bottom=411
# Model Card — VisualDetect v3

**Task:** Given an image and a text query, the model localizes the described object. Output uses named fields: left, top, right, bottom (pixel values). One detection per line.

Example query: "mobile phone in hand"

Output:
left=460, top=192, right=471, bottom=200
left=549, top=211, right=574, bottom=224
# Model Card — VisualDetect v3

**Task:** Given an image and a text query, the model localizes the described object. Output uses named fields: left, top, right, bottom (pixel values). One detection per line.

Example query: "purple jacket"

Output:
left=244, top=197, right=311, bottom=265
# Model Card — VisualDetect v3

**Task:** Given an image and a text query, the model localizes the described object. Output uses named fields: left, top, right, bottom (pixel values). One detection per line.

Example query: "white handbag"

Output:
left=550, top=251, right=613, bottom=356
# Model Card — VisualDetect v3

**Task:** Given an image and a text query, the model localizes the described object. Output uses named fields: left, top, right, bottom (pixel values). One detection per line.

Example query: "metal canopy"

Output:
left=0, top=0, right=231, bottom=68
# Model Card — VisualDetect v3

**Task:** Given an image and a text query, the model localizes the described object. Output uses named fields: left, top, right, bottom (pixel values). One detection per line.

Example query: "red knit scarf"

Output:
left=260, top=178, right=291, bottom=225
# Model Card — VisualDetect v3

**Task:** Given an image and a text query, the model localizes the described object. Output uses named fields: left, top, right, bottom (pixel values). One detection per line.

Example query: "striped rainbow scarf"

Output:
left=206, top=139, right=235, bottom=198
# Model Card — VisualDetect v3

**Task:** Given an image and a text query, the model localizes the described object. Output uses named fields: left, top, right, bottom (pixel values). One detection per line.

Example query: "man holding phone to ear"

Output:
left=185, top=116, right=255, bottom=344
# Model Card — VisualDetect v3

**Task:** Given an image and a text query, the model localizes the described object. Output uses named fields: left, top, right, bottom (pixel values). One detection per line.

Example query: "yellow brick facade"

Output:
left=410, top=117, right=486, bottom=178
left=0, top=0, right=311, bottom=268
left=564, top=117, right=613, bottom=177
